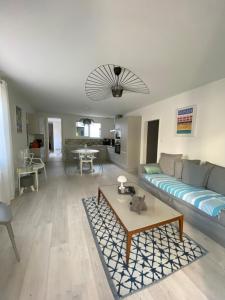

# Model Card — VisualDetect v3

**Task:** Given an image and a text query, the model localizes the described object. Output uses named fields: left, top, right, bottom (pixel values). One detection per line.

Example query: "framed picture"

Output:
left=176, top=105, right=196, bottom=136
left=16, top=106, right=22, bottom=133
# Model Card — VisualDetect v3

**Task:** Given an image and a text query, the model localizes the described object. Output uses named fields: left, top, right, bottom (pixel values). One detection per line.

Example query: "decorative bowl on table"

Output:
left=118, top=185, right=136, bottom=195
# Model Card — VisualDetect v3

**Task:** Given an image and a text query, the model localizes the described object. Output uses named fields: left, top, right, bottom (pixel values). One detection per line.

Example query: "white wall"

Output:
left=8, top=86, right=34, bottom=167
left=128, top=78, right=225, bottom=167
left=62, top=114, right=115, bottom=140
left=48, top=118, right=62, bottom=151
left=39, top=112, right=115, bottom=142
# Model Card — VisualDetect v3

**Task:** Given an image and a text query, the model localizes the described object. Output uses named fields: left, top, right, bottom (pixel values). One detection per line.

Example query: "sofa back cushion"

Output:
left=174, top=160, right=183, bottom=179
left=159, top=153, right=182, bottom=176
left=175, top=159, right=201, bottom=180
left=207, top=165, right=225, bottom=195
left=182, top=161, right=209, bottom=187
left=201, top=161, right=215, bottom=186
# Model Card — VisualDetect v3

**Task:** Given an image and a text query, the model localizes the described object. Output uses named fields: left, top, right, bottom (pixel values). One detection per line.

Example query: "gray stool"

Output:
left=0, top=202, right=20, bottom=261
left=20, top=174, right=35, bottom=195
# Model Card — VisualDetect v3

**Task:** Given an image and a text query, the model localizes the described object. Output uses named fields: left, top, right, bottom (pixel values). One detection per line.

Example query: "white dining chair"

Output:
left=72, top=153, right=80, bottom=169
left=79, top=153, right=94, bottom=176
left=31, top=157, right=47, bottom=180
left=24, top=149, right=47, bottom=180
left=92, top=151, right=103, bottom=174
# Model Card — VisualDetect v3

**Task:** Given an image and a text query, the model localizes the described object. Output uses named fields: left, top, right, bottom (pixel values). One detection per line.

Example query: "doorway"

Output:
left=146, top=119, right=159, bottom=163
left=47, top=118, right=62, bottom=160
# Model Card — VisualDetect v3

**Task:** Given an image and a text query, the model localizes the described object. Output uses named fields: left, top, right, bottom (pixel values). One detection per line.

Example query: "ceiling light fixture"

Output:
left=85, top=64, right=150, bottom=101
left=79, top=118, right=94, bottom=125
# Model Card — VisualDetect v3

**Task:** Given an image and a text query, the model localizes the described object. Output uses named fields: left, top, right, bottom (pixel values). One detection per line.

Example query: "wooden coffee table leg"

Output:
left=178, top=215, right=184, bottom=241
left=97, top=188, right=101, bottom=205
left=126, top=232, right=132, bottom=264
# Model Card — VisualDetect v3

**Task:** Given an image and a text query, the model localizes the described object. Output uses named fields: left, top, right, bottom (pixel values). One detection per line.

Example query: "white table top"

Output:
left=71, top=149, right=99, bottom=154
left=99, top=183, right=182, bottom=232
left=17, top=166, right=37, bottom=174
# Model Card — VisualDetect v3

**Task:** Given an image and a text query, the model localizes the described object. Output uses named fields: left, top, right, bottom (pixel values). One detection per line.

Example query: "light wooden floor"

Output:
left=0, top=161, right=225, bottom=300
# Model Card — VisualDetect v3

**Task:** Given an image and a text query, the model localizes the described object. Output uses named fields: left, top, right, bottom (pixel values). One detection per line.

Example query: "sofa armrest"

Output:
left=218, top=209, right=225, bottom=227
left=138, top=163, right=160, bottom=177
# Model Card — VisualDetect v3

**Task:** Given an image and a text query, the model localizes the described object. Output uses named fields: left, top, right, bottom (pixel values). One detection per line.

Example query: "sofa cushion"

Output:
left=175, top=159, right=200, bottom=180
left=185, top=159, right=201, bottom=165
left=144, top=165, right=161, bottom=174
left=159, top=153, right=182, bottom=176
left=202, top=161, right=216, bottom=186
left=143, top=173, right=225, bottom=217
left=182, top=161, right=209, bottom=187
left=174, top=160, right=183, bottom=179
left=207, top=165, right=225, bottom=195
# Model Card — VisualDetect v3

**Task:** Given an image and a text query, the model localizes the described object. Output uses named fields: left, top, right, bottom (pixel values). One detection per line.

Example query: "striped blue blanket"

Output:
left=143, top=173, right=225, bottom=217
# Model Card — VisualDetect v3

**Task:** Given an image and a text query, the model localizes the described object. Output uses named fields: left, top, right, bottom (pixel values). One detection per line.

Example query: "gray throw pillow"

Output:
left=207, top=165, right=225, bottom=195
left=175, top=159, right=201, bottom=180
left=204, top=161, right=217, bottom=171
left=159, top=153, right=182, bottom=176
left=175, top=160, right=183, bottom=179
left=202, top=161, right=216, bottom=186
left=182, top=161, right=209, bottom=187
left=183, top=159, right=201, bottom=165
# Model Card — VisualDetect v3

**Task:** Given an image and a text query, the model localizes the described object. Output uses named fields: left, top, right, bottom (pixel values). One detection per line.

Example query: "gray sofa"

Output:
left=138, top=154, right=225, bottom=247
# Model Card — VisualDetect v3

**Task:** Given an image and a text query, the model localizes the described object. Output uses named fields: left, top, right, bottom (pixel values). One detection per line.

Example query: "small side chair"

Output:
left=24, top=149, right=47, bottom=180
left=0, top=202, right=20, bottom=261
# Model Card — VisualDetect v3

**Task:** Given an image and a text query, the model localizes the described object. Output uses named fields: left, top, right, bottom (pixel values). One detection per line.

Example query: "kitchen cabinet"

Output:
left=27, top=113, right=45, bottom=134
left=109, top=116, right=141, bottom=173
left=107, top=146, right=122, bottom=163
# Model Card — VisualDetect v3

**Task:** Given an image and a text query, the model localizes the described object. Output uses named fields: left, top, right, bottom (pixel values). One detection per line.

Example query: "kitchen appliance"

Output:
left=115, top=143, right=121, bottom=154
left=103, top=138, right=111, bottom=145
left=103, top=138, right=115, bottom=146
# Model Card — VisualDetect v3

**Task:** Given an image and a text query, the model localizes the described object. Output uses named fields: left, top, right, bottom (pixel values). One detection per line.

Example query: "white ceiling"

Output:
left=1, top=0, right=225, bottom=117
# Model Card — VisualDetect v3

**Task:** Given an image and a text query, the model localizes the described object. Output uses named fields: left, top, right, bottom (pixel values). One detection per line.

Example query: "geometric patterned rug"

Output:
left=82, top=196, right=207, bottom=299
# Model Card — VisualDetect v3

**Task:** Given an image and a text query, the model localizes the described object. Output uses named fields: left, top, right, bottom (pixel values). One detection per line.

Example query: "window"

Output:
left=75, top=122, right=101, bottom=138
left=90, top=123, right=101, bottom=138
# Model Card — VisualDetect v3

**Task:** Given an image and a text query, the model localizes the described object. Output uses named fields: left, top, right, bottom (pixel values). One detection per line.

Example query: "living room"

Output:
left=0, top=1, right=225, bottom=300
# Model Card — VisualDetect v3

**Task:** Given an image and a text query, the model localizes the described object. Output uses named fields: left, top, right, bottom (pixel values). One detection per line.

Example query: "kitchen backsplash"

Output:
left=65, top=138, right=103, bottom=146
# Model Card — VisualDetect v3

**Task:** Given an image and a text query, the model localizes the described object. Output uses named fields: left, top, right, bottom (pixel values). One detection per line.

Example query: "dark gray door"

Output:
left=48, top=123, right=54, bottom=151
left=146, top=120, right=159, bottom=163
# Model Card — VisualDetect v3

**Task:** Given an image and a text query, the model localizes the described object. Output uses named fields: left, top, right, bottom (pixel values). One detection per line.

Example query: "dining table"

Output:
left=71, top=148, right=100, bottom=175
left=71, top=149, right=99, bottom=155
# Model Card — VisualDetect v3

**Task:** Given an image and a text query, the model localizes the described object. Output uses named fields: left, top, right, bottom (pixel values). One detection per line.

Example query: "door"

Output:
left=146, top=120, right=159, bottom=163
left=48, top=123, right=54, bottom=151
left=47, top=118, right=62, bottom=160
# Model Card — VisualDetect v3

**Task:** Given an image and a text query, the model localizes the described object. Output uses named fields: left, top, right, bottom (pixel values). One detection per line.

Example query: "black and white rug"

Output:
left=82, top=196, right=207, bottom=299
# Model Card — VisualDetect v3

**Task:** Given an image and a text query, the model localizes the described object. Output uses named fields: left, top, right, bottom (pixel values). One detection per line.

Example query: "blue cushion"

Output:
left=143, top=173, right=225, bottom=217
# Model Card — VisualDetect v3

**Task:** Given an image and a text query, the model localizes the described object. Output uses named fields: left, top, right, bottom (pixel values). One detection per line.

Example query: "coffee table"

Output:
left=97, top=183, right=184, bottom=264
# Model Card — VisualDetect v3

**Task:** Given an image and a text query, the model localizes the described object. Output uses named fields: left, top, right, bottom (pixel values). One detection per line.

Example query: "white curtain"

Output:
left=0, top=80, right=15, bottom=204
